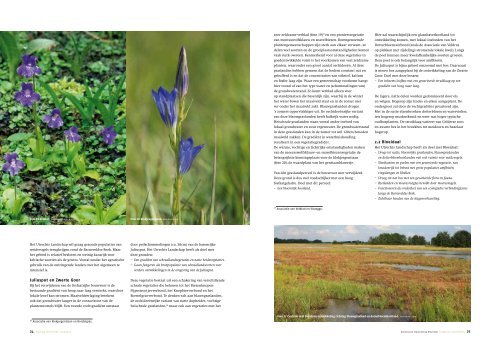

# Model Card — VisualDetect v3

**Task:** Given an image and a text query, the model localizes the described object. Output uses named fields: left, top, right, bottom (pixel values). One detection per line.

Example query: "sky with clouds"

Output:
left=274, top=225, right=471, bottom=242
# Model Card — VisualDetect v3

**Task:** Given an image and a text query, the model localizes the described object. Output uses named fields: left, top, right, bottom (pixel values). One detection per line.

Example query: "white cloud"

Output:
left=316, top=229, right=331, bottom=235
left=285, top=227, right=301, bottom=237
left=372, top=225, right=397, bottom=231
left=345, top=225, right=359, bottom=234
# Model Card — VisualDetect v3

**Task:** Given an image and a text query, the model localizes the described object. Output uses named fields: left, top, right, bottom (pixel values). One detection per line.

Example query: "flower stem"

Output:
left=172, top=172, right=182, bottom=224
left=171, top=97, right=186, bottom=224
left=14, top=176, right=17, bottom=201
left=32, top=76, right=38, bottom=131
left=32, top=76, right=42, bottom=158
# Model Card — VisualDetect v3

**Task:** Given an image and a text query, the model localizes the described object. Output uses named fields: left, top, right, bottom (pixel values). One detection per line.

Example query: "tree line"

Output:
left=274, top=238, right=363, bottom=244
left=368, top=230, right=471, bottom=248
left=274, top=238, right=323, bottom=244
left=274, top=229, right=471, bottom=248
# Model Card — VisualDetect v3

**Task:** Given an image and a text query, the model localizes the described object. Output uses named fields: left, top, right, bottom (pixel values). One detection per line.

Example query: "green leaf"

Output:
left=47, top=150, right=66, bottom=164
left=39, top=82, right=65, bottom=114
left=210, top=117, right=217, bottom=225
left=66, top=142, right=80, bottom=164
left=0, top=32, right=20, bottom=82
left=62, top=91, right=91, bottom=126
left=83, top=170, right=100, bottom=181
left=47, top=141, right=66, bottom=164
left=104, top=194, right=126, bottom=224
left=83, top=84, right=96, bottom=118
left=27, top=129, right=47, bottom=159
left=35, top=126, right=46, bottom=158
left=74, top=155, right=86, bottom=175
left=110, top=216, right=126, bottom=225
left=89, top=61, right=109, bottom=74
left=71, top=205, right=97, bottom=225
left=26, top=38, right=57, bottom=53
left=94, top=78, right=110, bottom=100
left=0, top=80, right=13, bottom=93
left=94, top=194, right=104, bottom=224
left=2, top=188, right=16, bottom=210
left=90, top=96, right=111, bottom=125
left=28, top=138, right=37, bottom=153
left=2, top=188, right=30, bottom=218
left=108, top=74, right=126, bottom=125
left=7, top=132, right=33, bottom=142
left=13, top=195, right=30, bottom=217
left=25, top=157, right=45, bottom=171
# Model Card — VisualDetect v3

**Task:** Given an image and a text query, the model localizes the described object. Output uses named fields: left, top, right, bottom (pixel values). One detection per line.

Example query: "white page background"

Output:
left=1, top=1, right=498, bottom=352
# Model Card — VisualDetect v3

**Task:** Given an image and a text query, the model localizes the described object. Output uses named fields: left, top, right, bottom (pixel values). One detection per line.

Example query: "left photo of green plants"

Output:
left=0, top=32, right=126, bottom=224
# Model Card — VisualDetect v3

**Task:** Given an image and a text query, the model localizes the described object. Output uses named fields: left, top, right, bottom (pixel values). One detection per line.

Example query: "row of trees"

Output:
left=368, top=230, right=471, bottom=248
left=368, top=233, right=408, bottom=245
left=274, top=238, right=364, bottom=244
left=274, top=238, right=323, bottom=244
left=430, top=230, right=471, bottom=248
left=275, top=230, right=471, bottom=248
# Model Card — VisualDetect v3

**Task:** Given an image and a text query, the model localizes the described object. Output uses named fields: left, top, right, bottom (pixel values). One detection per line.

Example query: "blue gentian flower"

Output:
left=2, top=153, right=25, bottom=177
left=17, top=54, right=42, bottom=78
left=179, top=137, right=204, bottom=175
left=14, top=82, right=40, bottom=107
left=101, top=125, right=117, bottom=145
left=175, top=46, right=189, bottom=99
left=152, top=87, right=178, bottom=127
left=64, top=126, right=81, bottom=142
left=42, top=108, right=63, bottom=129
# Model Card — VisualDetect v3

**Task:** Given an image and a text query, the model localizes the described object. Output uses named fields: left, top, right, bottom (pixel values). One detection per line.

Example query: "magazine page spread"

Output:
left=0, top=1, right=498, bottom=352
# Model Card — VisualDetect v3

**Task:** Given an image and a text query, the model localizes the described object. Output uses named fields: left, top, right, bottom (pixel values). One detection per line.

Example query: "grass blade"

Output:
left=62, top=92, right=90, bottom=126
left=138, top=191, right=150, bottom=225
left=84, top=83, right=96, bottom=118
left=200, top=208, right=206, bottom=225
left=0, top=32, right=20, bottom=82
left=94, top=194, right=104, bottom=224
left=39, top=81, right=65, bottom=115
left=241, top=187, right=248, bottom=224
left=90, top=96, right=111, bottom=126
left=108, top=74, right=125, bottom=122
left=209, top=116, right=217, bottom=225
left=181, top=179, right=201, bottom=212
left=94, top=77, right=111, bottom=100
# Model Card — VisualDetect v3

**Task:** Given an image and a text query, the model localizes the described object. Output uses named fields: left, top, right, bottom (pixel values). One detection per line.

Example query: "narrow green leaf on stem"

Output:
left=200, top=208, right=206, bottom=225
left=94, top=194, right=104, bottom=224
left=138, top=191, right=150, bottom=225
left=209, top=116, right=217, bottom=225
left=109, top=74, right=126, bottom=119
left=39, top=82, right=65, bottom=114
left=182, top=179, right=201, bottom=212
left=62, top=92, right=86, bottom=116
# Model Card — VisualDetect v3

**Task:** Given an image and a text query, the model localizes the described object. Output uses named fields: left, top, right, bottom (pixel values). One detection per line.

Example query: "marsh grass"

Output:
left=126, top=32, right=250, bottom=225
left=274, top=244, right=471, bottom=322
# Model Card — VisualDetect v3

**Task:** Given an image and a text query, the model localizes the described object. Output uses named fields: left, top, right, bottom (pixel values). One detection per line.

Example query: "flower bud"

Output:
left=175, top=46, right=189, bottom=99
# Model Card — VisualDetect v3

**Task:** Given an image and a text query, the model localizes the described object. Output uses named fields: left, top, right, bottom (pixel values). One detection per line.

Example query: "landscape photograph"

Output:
left=126, top=31, right=250, bottom=225
left=274, top=225, right=471, bottom=322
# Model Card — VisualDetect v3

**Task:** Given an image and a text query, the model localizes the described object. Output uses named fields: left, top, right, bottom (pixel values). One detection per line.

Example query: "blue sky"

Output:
left=274, top=225, right=471, bottom=242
